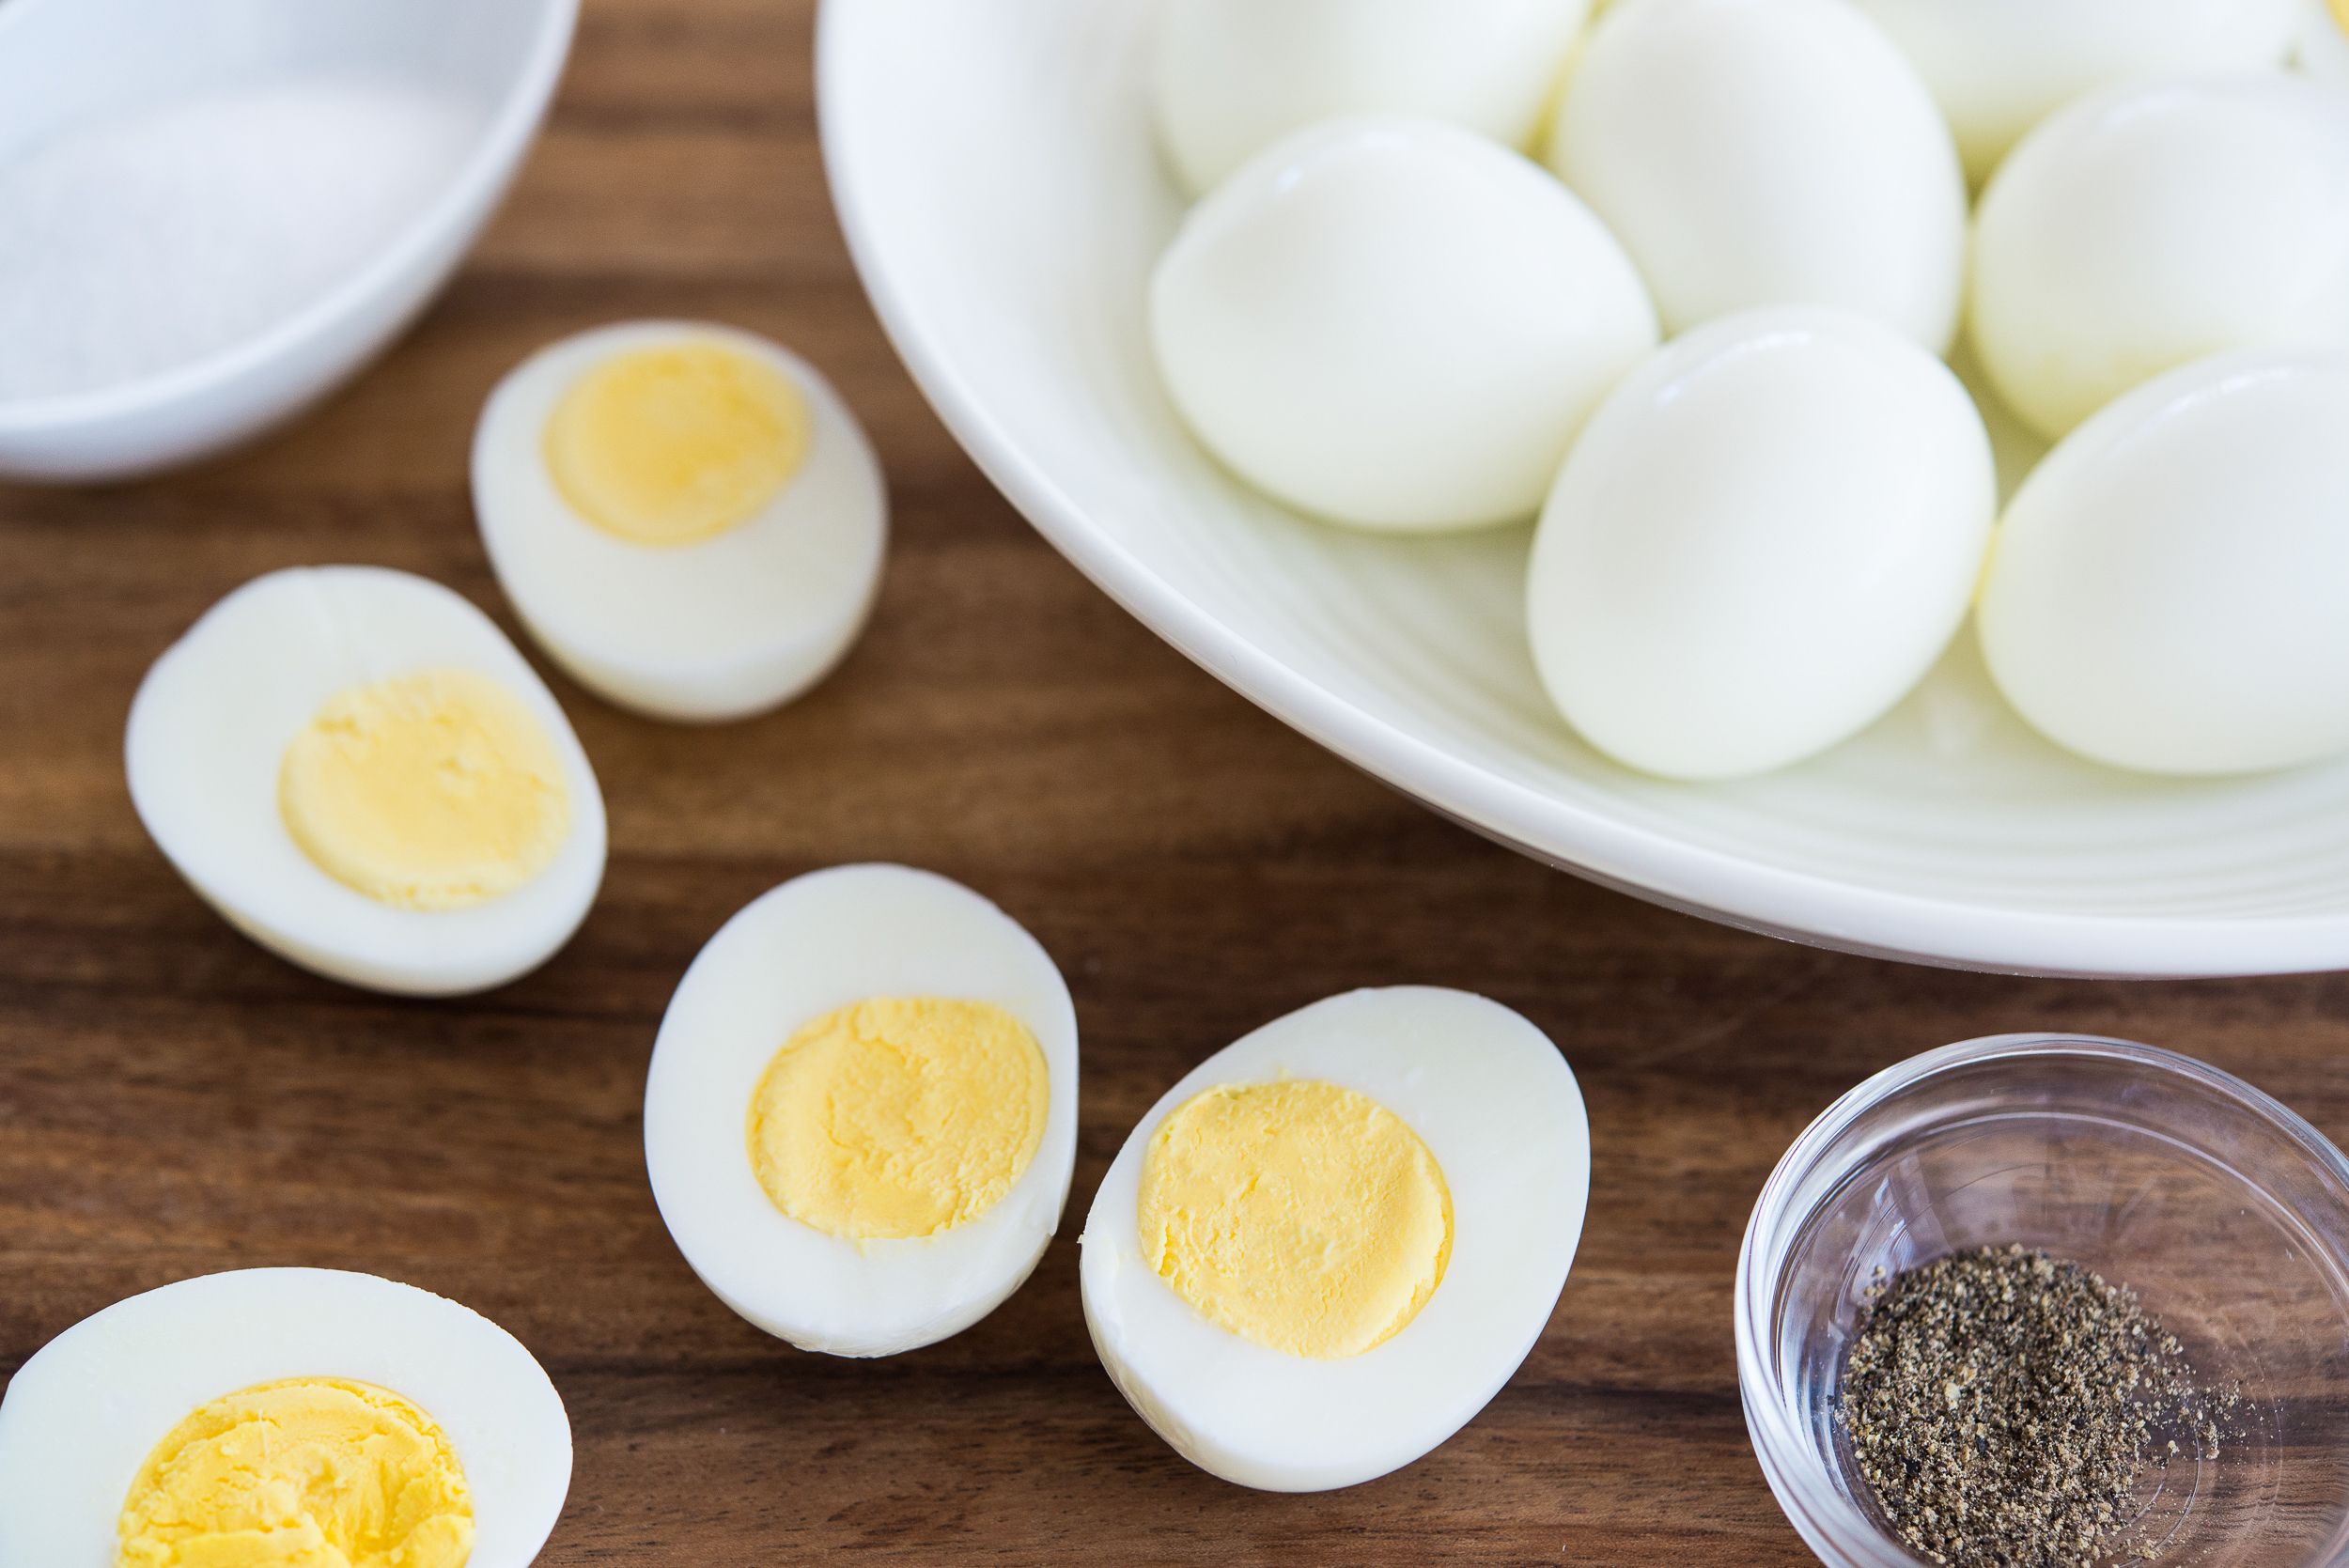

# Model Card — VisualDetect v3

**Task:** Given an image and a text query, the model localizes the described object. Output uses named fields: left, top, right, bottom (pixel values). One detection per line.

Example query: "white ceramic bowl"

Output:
left=819, top=0, right=2349, bottom=979
left=0, top=0, right=575, bottom=482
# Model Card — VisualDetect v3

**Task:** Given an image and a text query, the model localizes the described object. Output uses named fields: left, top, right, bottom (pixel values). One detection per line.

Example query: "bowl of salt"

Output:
left=0, top=0, right=576, bottom=482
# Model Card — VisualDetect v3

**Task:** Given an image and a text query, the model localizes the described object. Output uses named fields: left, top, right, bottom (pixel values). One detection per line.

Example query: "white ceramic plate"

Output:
left=817, top=0, right=2349, bottom=978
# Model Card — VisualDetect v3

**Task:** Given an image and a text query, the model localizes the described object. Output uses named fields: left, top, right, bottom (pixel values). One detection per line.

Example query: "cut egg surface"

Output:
left=1969, top=75, right=2349, bottom=442
left=124, top=566, right=606, bottom=995
left=1150, top=0, right=1592, bottom=195
left=1150, top=116, right=1657, bottom=533
left=474, top=320, right=888, bottom=722
left=643, top=863, right=1079, bottom=1357
left=1977, top=351, right=2349, bottom=776
left=1546, top=0, right=1968, bottom=351
left=1080, top=987, right=1589, bottom=1493
left=0, top=1268, right=571, bottom=1568
left=1526, top=307, right=1996, bottom=782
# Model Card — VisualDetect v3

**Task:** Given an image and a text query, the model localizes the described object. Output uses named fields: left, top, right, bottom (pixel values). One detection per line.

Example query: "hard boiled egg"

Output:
left=1547, top=0, right=1966, bottom=350
left=474, top=320, right=887, bottom=722
left=644, top=863, right=1078, bottom=1357
left=1970, top=76, right=2349, bottom=442
left=1978, top=352, right=2349, bottom=775
left=1527, top=308, right=1995, bottom=781
left=125, top=566, right=606, bottom=995
left=1848, top=0, right=2303, bottom=182
left=1151, top=116, right=1657, bottom=532
left=0, top=1268, right=571, bottom=1568
left=1150, top=0, right=1591, bottom=195
left=1080, top=987, right=1588, bottom=1492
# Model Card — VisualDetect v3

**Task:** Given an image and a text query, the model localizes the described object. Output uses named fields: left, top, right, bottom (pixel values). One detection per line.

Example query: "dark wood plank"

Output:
left=5, top=2, right=2347, bottom=1561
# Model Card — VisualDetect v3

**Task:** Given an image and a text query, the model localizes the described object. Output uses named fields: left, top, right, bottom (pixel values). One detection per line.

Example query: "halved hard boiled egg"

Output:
left=644, top=863, right=1079, bottom=1357
left=0, top=1268, right=571, bottom=1568
left=125, top=566, right=607, bottom=995
left=1080, top=987, right=1589, bottom=1492
left=474, top=320, right=888, bottom=722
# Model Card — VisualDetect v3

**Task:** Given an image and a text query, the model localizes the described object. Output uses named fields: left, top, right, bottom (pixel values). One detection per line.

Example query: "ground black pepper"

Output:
left=1837, top=1245, right=2235, bottom=1567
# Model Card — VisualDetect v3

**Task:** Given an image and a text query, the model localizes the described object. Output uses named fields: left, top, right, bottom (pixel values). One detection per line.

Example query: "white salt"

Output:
left=0, top=81, right=481, bottom=403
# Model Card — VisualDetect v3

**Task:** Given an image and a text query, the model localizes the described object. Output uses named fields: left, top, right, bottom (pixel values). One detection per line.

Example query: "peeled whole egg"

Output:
left=473, top=320, right=887, bottom=723
left=1080, top=987, right=1588, bottom=1492
left=1546, top=0, right=1966, bottom=351
left=644, top=863, right=1079, bottom=1357
left=0, top=1268, right=571, bottom=1568
left=1977, top=352, right=2349, bottom=776
left=1151, top=116, right=1657, bottom=533
left=1150, top=0, right=1591, bottom=195
left=1527, top=308, right=1996, bottom=781
left=1969, top=76, right=2349, bottom=442
left=1848, top=0, right=2304, bottom=182
left=124, top=566, right=607, bottom=995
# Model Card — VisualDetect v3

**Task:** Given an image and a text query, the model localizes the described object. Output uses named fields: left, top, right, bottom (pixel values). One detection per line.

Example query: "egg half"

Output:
left=1150, top=0, right=1592, bottom=195
left=1527, top=307, right=1996, bottom=781
left=125, top=566, right=606, bottom=995
left=1978, top=350, right=2349, bottom=775
left=1152, top=116, right=1657, bottom=532
left=0, top=1268, right=571, bottom=1568
left=1081, top=986, right=1589, bottom=1492
left=474, top=320, right=888, bottom=723
left=644, top=863, right=1080, bottom=1357
left=1547, top=0, right=1967, bottom=351
left=1969, top=75, right=2349, bottom=442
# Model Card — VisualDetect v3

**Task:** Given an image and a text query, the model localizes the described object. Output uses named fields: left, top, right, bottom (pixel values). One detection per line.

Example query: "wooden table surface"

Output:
left=7, top=3, right=2349, bottom=1562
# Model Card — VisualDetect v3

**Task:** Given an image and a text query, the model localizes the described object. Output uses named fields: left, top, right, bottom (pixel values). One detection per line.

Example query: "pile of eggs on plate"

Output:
left=0, top=309, right=1592, bottom=1557
left=1149, top=0, right=2349, bottom=781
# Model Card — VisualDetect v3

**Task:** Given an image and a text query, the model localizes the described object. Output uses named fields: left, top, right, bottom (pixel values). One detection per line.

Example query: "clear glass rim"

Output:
left=1734, top=1032, right=2349, bottom=1568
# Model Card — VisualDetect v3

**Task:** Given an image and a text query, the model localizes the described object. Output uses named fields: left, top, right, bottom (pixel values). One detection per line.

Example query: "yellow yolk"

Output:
left=544, top=341, right=809, bottom=547
left=279, top=667, right=569, bottom=911
left=746, top=997, right=1049, bottom=1241
left=1137, top=1079, right=1453, bottom=1359
left=116, top=1378, right=474, bottom=1568
left=2333, top=0, right=2349, bottom=35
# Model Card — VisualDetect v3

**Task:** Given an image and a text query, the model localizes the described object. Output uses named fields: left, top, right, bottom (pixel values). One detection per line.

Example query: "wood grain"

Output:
left=5, top=3, right=2348, bottom=1561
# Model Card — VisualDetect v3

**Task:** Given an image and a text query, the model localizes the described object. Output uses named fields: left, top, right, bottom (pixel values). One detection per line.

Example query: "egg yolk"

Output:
left=279, top=667, right=569, bottom=912
left=2333, top=0, right=2349, bottom=35
left=544, top=341, right=809, bottom=547
left=116, top=1378, right=474, bottom=1568
left=1137, top=1079, right=1453, bottom=1359
left=746, top=997, right=1049, bottom=1241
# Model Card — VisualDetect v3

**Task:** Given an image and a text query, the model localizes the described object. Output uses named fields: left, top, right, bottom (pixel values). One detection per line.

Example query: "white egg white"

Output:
left=1969, top=76, right=2349, bottom=442
left=1150, top=0, right=1592, bottom=195
left=1547, top=0, right=1966, bottom=351
left=1079, top=986, right=1589, bottom=1493
left=1151, top=116, right=1657, bottom=533
left=1526, top=307, right=1996, bottom=781
left=473, top=320, right=888, bottom=723
left=1848, top=0, right=2304, bottom=182
left=1978, top=351, right=2349, bottom=776
left=0, top=1268, right=572, bottom=1568
left=643, top=863, right=1079, bottom=1358
left=124, top=566, right=607, bottom=996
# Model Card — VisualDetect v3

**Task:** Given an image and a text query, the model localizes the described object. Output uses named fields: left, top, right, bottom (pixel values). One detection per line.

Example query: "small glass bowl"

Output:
left=1737, top=1033, right=2349, bottom=1566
